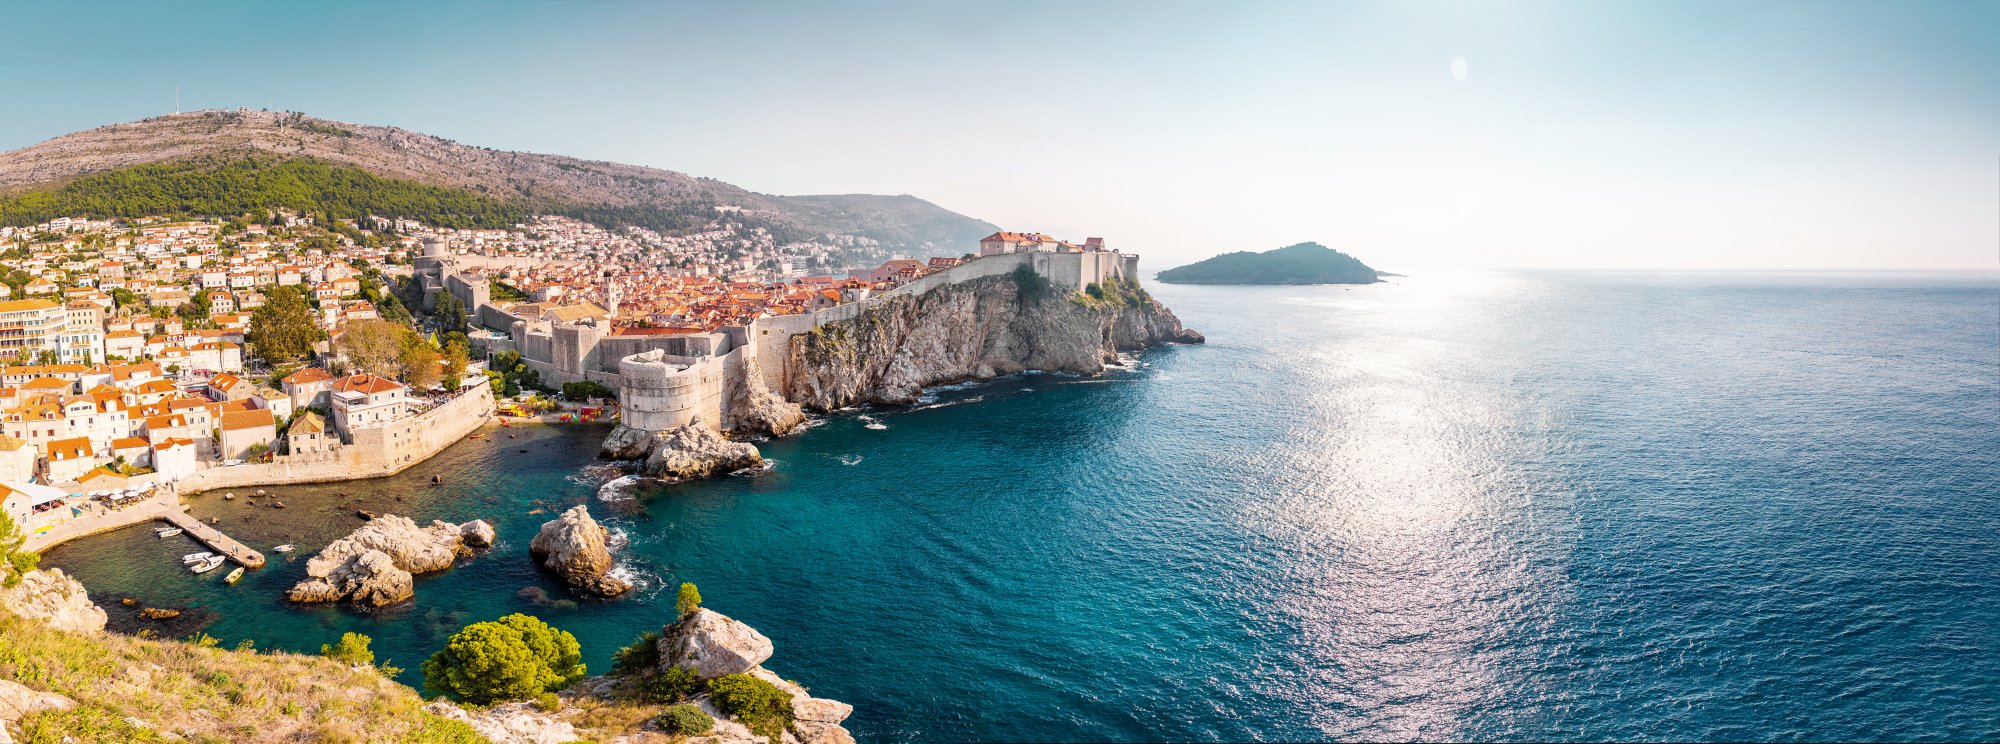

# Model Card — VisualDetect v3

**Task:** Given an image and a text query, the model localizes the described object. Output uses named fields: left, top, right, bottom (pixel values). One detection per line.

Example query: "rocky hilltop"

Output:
left=0, top=110, right=996, bottom=253
left=1156, top=241, right=1380, bottom=285
left=785, top=268, right=1203, bottom=410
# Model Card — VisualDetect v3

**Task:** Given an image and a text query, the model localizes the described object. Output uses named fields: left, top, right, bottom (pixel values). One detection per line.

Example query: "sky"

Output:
left=1, top=0, right=1995, bottom=271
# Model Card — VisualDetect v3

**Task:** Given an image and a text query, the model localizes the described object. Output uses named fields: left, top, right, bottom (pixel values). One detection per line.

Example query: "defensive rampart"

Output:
left=174, top=384, right=495, bottom=494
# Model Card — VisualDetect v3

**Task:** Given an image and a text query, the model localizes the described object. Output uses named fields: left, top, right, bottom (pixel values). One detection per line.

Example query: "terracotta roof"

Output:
left=284, top=367, right=335, bottom=385
left=220, top=408, right=275, bottom=432
left=332, top=373, right=404, bottom=395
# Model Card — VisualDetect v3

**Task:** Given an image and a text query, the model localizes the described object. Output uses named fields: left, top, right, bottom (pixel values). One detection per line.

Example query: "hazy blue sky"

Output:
left=2, top=0, right=1994, bottom=270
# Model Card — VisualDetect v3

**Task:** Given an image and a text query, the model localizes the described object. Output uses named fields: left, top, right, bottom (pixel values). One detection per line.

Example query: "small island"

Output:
left=1155, top=242, right=1380, bottom=285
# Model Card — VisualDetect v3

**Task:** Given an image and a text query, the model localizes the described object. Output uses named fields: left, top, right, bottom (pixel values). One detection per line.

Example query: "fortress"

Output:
left=419, top=241, right=1141, bottom=434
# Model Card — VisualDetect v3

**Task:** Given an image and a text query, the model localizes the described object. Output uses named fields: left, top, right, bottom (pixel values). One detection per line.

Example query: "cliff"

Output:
left=0, top=570, right=479, bottom=743
left=784, top=268, right=1202, bottom=410
left=1, top=568, right=853, bottom=743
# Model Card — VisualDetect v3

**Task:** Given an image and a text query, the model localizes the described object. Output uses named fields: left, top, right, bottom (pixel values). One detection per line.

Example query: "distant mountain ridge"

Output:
left=0, top=109, right=997, bottom=251
left=1156, top=242, right=1379, bottom=285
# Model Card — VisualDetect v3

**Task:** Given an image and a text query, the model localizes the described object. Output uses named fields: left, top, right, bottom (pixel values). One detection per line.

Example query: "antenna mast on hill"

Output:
left=174, top=85, right=180, bottom=114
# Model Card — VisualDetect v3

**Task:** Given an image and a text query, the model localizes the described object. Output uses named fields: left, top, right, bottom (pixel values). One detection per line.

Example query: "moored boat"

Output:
left=190, top=556, right=226, bottom=574
left=223, top=567, right=245, bottom=584
left=273, top=544, right=294, bottom=553
left=181, top=551, right=215, bottom=563
left=156, top=528, right=184, bottom=538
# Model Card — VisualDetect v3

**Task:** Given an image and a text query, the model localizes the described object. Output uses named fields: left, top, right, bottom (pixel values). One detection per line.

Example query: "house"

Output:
left=328, top=373, right=408, bottom=441
left=109, top=436, right=151, bottom=469
left=287, top=410, right=334, bottom=455
left=253, top=388, right=293, bottom=420
left=75, top=467, right=129, bottom=491
left=868, top=259, right=925, bottom=283
left=283, top=367, right=336, bottom=410
left=217, top=408, right=277, bottom=460
left=151, top=437, right=197, bottom=479
left=0, top=434, right=33, bottom=483
left=206, top=372, right=251, bottom=402
left=40, top=436, right=96, bottom=484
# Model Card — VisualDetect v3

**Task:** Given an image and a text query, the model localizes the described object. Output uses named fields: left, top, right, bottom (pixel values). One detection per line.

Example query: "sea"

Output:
left=44, top=270, right=2000, bottom=742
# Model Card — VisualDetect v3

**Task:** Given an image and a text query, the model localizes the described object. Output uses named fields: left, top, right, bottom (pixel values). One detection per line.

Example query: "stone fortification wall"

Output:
left=175, top=384, right=495, bottom=494
left=443, top=272, right=491, bottom=319
left=617, top=350, right=725, bottom=431
left=476, top=303, right=521, bottom=333
left=744, top=252, right=1045, bottom=398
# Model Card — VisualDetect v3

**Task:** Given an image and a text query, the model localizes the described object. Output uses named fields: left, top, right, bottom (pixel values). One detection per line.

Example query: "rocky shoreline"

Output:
left=601, top=418, right=764, bottom=481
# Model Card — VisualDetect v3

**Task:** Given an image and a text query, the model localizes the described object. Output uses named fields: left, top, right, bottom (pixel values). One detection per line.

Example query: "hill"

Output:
left=0, top=109, right=996, bottom=252
left=1155, top=242, right=1379, bottom=285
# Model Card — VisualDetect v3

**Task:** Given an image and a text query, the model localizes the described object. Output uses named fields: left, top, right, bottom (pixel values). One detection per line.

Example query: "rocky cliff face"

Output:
left=0, top=569, right=106, bottom=635
left=785, top=271, right=1202, bottom=410
left=529, top=505, right=631, bottom=597
left=288, top=515, right=494, bottom=606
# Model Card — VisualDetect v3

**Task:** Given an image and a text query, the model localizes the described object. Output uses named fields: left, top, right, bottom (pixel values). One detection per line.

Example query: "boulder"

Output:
left=287, top=549, right=413, bottom=606
left=0, top=568, right=107, bottom=635
left=750, top=668, right=855, bottom=744
left=528, top=505, right=631, bottom=597
left=0, top=680, right=74, bottom=736
left=659, top=608, right=773, bottom=679
left=425, top=701, right=578, bottom=744
left=598, top=423, right=654, bottom=460
left=460, top=519, right=497, bottom=548
left=288, top=514, right=488, bottom=605
left=642, top=420, right=762, bottom=481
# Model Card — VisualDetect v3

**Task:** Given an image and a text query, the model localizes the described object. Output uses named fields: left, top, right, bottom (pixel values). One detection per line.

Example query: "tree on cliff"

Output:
left=0, top=511, right=38, bottom=587
left=676, top=582, right=702, bottom=617
left=247, top=285, right=324, bottom=365
left=422, top=614, right=586, bottom=705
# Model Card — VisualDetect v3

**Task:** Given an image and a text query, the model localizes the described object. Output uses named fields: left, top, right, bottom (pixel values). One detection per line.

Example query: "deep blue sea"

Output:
left=46, top=271, right=2000, bottom=742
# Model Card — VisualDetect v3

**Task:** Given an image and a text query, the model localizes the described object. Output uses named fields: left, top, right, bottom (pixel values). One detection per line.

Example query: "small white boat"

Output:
left=189, top=556, right=226, bottom=574
left=181, top=551, right=215, bottom=563
left=223, top=567, right=245, bottom=584
left=156, top=528, right=184, bottom=538
left=273, top=544, right=295, bottom=553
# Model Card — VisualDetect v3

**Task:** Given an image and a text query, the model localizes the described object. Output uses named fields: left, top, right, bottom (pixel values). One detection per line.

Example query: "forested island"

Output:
left=1155, top=242, right=1379, bottom=285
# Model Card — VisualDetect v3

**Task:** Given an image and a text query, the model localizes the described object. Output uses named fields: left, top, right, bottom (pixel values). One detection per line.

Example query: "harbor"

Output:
left=158, top=509, right=264, bottom=569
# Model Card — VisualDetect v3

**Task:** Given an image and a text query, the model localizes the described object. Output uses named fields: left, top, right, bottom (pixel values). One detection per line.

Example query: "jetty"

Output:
left=159, top=511, right=265, bottom=569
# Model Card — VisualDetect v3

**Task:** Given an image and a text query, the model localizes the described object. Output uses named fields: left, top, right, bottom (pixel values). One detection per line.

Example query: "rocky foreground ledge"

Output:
left=288, top=514, right=495, bottom=606
left=602, top=418, right=763, bottom=481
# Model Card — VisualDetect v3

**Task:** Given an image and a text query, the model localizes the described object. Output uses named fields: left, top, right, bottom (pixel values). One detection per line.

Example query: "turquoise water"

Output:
left=46, top=271, right=2000, bottom=741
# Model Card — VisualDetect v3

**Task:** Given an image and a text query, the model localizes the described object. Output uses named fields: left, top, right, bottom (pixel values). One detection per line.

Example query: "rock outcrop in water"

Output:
left=656, top=608, right=855, bottom=744
left=0, top=568, right=106, bottom=635
left=288, top=515, right=494, bottom=606
left=600, top=419, right=763, bottom=481
left=529, top=505, right=631, bottom=597
left=785, top=269, right=1201, bottom=410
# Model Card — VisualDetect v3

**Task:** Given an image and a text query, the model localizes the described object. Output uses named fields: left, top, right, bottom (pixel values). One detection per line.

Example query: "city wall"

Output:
left=173, top=383, right=495, bottom=494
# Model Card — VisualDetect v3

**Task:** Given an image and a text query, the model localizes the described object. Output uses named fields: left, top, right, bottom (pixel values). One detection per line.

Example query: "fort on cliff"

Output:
left=417, top=238, right=1143, bottom=435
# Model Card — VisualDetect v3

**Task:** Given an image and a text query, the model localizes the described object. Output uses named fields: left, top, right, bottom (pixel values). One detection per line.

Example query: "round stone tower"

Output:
left=618, top=350, right=723, bottom=432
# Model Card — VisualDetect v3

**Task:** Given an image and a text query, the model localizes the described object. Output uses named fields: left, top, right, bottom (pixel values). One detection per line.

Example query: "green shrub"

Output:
left=533, top=691, right=561, bottom=712
left=655, top=703, right=715, bottom=736
left=676, top=582, right=702, bottom=618
left=642, top=665, right=700, bottom=704
left=421, top=614, right=586, bottom=705
left=320, top=632, right=375, bottom=666
left=706, top=673, right=794, bottom=740
left=610, top=630, right=661, bottom=676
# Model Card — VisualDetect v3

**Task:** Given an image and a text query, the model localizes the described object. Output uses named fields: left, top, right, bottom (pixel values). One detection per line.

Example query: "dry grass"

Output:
left=0, top=613, right=483, bottom=743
